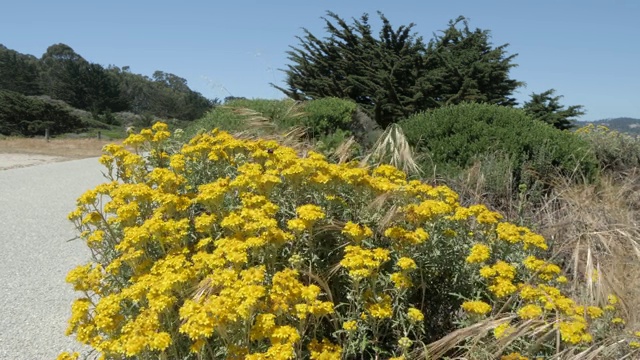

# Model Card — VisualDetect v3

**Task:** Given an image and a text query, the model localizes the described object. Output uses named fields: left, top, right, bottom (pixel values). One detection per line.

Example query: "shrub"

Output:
left=61, top=123, right=636, bottom=359
left=399, top=103, right=598, bottom=191
left=576, top=124, right=640, bottom=173
left=0, top=90, right=83, bottom=136
left=299, top=97, right=356, bottom=136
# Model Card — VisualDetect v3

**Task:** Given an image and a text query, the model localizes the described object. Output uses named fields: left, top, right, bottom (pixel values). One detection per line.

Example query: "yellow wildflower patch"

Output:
left=62, top=123, right=628, bottom=358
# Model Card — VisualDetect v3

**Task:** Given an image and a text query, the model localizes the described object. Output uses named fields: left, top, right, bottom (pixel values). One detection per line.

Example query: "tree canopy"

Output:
left=0, top=43, right=215, bottom=122
left=275, top=12, right=522, bottom=127
left=523, top=89, right=585, bottom=130
left=0, top=45, right=41, bottom=95
left=0, top=89, right=82, bottom=136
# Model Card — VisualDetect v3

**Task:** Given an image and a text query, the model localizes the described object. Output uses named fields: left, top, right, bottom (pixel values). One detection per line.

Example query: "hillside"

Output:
left=578, top=117, right=640, bottom=135
left=0, top=43, right=216, bottom=136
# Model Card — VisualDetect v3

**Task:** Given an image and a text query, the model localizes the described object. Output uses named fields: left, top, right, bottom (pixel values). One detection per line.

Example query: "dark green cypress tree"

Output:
left=275, top=12, right=522, bottom=127
left=523, top=89, right=585, bottom=130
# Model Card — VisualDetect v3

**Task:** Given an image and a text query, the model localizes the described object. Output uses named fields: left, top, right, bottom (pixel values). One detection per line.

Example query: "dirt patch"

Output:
left=0, top=153, right=68, bottom=170
left=0, top=137, right=118, bottom=157
left=0, top=137, right=121, bottom=170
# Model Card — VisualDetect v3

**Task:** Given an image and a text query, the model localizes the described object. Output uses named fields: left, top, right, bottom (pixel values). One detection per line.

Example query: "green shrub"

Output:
left=313, top=128, right=358, bottom=157
left=299, top=97, right=356, bottom=136
left=400, top=103, right=598, bottom=190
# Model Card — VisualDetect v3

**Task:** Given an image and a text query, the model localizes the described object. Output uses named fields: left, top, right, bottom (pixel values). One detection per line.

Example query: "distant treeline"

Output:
left=0, top=43, right=216, bottom=135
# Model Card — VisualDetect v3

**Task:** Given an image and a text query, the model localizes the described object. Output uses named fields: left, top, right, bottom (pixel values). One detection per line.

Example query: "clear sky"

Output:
left=1, top=0, right=638, bottom=121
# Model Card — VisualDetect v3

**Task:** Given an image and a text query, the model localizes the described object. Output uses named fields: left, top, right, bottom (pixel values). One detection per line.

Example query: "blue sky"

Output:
left=1, top=0, right=638, bottom=121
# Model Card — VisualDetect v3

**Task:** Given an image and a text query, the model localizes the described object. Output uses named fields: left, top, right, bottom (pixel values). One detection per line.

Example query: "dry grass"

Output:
left=360, top=123, right=421, bottom=176
left=538, top=170, right=640, bottom=327
left=0, top=137, right=119, bottom=158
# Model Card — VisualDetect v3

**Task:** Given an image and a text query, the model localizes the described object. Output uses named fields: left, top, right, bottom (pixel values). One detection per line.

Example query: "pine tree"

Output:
left=523, top=89, right=585, bottom=130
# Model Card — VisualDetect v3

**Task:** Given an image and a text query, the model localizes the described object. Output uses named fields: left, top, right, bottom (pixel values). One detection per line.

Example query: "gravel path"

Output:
left=0, top=158, right=106, bottom=359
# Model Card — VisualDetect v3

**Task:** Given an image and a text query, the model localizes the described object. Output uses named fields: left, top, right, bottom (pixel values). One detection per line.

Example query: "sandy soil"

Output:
left=0, top=137, right=120, bottom=170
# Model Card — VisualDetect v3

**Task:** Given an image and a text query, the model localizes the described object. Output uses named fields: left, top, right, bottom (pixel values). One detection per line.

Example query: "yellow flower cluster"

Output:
left=342, top=221, right=373, bottom=242
left=461, top=300, right=492, bottom=315
left=479, top=261, right=518, bottom=298
left=496, top=222, right=548, bottom=250
left=307, top=338, right=342, bottom=359
left=62, top=123, right=631, bottom=358
left=340, top=244, right=388, bottom=277
left=466, top=243, right=491, bottom=263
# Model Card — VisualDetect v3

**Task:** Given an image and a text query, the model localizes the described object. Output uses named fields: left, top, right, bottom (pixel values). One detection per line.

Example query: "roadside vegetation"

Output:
left=20, top=9, right=639, bottom=360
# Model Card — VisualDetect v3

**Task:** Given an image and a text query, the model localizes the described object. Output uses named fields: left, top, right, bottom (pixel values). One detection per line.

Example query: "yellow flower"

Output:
left=587, top=306, right=603, bottom=319
left=296, top=204, right=325, bottom=221
left=522, top=255, right=545, bottom=271
left=307, top=338, right=342, bottom=359
left=407, top=307, right=424, bottom=323
left=366, top=294, right=393, bottom=319
left=558, top=320, right=589, bottom=344
left=342, top=320, right=357, bottom=331
left=501, top=353, right=529, bottom=360
left=517, top=304, right=543, bottom=319
left=488, top=278, right=517, bottom=298
left=494, top=322, right=515, bottom=339
left=250, top=313, right=277, bottom=341
left=479, top=265, right=496, bottom=278
left=70, top=124, right=597, bottom=358
left=56, top=352, right=80, bottom=360
left=123, top=133, right=147, bottom=147
left=612, top=317, right=625, bottom=324
left=287, top=218, right=308, bottom=233
left=340, top=245, right=390, bottom=280
left=384, top=226, right=429, bottom=245
left=151, top=121, right=169, bottom=132
left=466, top=243, right=491, bottom=263
left=461, top=300, right=491, bottom=315
left=405, top=200, right=454, bottom=223
left=396, top=257, right=417, bottom=271
left=342, top=221, right=373, bottom=242
left=390, top=272, right=412, bottom=289
left=492, top=261, right=516, bottom=280
left=269, top=325, right=300, bottom=345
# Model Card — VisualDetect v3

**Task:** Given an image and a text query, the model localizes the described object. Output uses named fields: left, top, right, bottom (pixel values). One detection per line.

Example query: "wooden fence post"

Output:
left=45, top=128, right=50, bottom=142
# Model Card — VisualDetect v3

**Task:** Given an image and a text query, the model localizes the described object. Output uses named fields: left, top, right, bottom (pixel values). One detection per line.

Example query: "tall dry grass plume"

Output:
left=538, top=170, right=640, bottom=327
left=360, top=123, right=421, bottom=176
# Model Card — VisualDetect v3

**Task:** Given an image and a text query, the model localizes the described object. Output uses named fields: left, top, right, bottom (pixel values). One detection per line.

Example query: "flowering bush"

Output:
left=61, top=123, right=637, bottom=359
